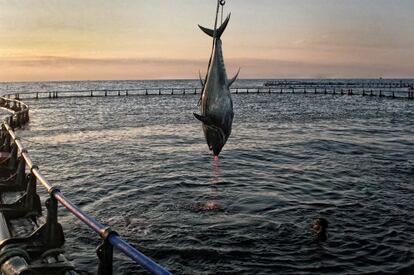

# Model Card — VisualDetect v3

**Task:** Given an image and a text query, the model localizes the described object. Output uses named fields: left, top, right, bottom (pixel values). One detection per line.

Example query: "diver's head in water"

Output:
left=312, top=218, right=328, bottom=241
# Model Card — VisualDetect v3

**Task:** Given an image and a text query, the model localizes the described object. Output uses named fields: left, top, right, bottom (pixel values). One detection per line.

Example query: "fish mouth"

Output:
left=211, top=145, right=222, bottom=156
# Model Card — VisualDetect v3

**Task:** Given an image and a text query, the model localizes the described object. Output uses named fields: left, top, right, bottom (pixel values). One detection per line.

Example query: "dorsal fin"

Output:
left=228, top=68, right=240, bottom=88
left=198, top=13, right=231, bottom=39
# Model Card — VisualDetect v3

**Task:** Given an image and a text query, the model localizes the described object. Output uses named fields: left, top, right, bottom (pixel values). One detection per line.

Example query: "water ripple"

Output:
left=12, top=80, right=414, bottom=274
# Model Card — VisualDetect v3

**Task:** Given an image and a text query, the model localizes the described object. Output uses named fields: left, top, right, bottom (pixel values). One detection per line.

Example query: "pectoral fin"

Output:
left=193, top=113, right=214, bottom=125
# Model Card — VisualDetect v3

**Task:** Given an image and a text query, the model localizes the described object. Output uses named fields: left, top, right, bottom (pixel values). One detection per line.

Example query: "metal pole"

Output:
left=109, top=235, right=172, bottom=275
left=53, top=191, right=105, bottom=235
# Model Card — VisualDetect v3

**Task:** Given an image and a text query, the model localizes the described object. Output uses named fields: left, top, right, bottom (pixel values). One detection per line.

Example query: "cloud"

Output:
left=228, top=58, right=414, bottom=78
left=0, top=56, right=206, bottom=68
left=1, top=55, right=413, bottom=81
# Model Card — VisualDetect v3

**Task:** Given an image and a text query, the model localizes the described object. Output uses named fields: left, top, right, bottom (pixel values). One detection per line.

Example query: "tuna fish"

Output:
left=194, top=13, right=239, bottom=156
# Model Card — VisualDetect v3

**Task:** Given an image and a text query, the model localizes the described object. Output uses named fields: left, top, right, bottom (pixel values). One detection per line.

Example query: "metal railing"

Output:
left=0, top=96, right=172, bottom=274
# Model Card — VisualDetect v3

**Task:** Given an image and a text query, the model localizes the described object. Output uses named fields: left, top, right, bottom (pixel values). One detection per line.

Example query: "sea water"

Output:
left=0, top=80, right=413, bottom=274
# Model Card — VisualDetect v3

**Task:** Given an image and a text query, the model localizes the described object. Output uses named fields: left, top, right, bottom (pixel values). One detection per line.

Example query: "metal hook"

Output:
left=220, top=0, right=226, bottom=6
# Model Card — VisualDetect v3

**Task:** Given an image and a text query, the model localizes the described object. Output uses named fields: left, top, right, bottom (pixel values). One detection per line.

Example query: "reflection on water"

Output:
left=212, top=157, right=221, bottom=184
left=198, top=158, right=222, bottom=212
left=9, top=80, right=414, bottom=274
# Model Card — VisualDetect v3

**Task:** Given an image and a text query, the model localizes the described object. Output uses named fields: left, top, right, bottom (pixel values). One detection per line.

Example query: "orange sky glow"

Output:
left=1, top=0, right=414, bottom=82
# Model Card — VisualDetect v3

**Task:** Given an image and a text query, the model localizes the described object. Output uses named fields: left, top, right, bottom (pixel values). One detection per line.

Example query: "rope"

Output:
left=198, top=0, right=226, bottom=106
left=220, top=1, right=225, bottom=24
left=0, top=172, right=17, bottom=183
left=0, top=247, right=30, bottom=266
left=0, top=155, right=11, bottom=167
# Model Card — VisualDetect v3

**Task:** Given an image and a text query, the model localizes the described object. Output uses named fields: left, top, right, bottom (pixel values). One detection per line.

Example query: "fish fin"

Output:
left=198, top=25, right=215, bottom=38
left=198, top=13, right=231, bottom=39
left=228, top=68, right=240, bottom=88
left=199, top=71, right=204, bottom=87
left=193, top=113, right=214, bottom=125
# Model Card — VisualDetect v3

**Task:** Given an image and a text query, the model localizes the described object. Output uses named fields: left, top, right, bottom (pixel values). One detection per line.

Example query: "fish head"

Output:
left=204, top=124, right=226, bottom=156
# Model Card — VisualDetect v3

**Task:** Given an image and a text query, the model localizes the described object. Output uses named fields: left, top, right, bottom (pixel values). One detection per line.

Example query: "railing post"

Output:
left=0, top=130, right=5, bottom=146
left=8, top=116, right=14, bottom=130
left=15, top=156, right=27, bottom=189
left=97, top=239, right=113, bottom=275
left=24, top=173, right=42, bottom=217
left=7, top=143, right=18, bottom=171
left=14, top=114, right=20, bottom=128
left=45, top=190, right=65, bottom=249
left=97, top=228, right=118, bottom=275
left=3, top=132, right=10, bottom=153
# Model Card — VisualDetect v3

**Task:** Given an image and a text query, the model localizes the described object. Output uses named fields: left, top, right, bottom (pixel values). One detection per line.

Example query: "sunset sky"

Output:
left=1, top=0, right=414, bottom=81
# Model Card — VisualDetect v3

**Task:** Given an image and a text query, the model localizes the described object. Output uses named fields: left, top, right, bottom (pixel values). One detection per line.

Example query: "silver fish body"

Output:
left=194, top=14, right=239, bottom=156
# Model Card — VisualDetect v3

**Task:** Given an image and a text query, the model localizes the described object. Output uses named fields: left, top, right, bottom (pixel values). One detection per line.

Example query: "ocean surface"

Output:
left=0, top=80, right=413, bottom=274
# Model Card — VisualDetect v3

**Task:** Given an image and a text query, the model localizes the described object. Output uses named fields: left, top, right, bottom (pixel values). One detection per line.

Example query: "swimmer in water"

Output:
left=312, top=218, right=328, bottom=242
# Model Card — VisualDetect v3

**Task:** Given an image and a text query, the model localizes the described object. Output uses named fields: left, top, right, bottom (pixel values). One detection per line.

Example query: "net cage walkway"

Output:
left=2, top=81, right=414, bottom=101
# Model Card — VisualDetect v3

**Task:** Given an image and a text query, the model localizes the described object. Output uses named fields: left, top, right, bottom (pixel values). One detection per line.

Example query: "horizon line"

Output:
left=1, top=77, right=414, bottom=84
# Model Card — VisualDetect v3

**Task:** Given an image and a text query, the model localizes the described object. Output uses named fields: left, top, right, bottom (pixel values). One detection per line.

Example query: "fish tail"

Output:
left=198, top=13, right=231, bottom=39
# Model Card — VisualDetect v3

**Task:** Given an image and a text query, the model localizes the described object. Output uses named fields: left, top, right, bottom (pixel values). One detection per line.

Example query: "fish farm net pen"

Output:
left=0, top=96, right=172, bottom=275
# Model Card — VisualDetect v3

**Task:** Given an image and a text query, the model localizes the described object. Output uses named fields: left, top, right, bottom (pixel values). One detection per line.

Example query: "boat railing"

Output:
left=0, top=96, right=172, bottom=274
